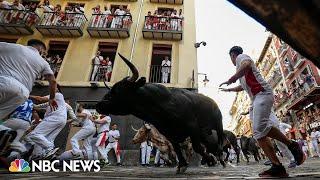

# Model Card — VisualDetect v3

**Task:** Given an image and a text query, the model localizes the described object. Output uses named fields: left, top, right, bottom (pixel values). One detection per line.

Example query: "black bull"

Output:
left=96, top=54, right=225, bottom=173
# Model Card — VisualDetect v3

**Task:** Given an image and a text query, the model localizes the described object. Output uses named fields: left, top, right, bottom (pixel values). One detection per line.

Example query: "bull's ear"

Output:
left=135, top=77, right=146, bottom=88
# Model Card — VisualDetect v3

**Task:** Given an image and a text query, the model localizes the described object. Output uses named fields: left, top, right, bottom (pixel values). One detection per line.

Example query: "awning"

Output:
left=227, top=0, right=320, bottom=68
left=288, top=87, right=320, bottom=110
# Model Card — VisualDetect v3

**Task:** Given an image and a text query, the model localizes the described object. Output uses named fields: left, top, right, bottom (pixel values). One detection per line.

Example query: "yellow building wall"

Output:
left=0, top=0, right=198, bottom=89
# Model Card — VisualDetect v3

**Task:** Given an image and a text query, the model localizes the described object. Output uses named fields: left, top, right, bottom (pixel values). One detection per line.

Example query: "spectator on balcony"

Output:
left=178, top=9, right=183, bottom=31
left=91, top=51, right=103, bottom=81
left=105, top=57, right=112, bottom=82
left=0, top=0, right=11, bottom=9
left=123, top=9, right=132, bottom=29
left=73, top=4, right=84, bottom=27
left=101, top=6, right=111, bottom=28
left=25, top=3, right=40, bottom=26
left=0, top=0, right=11, bottom=23
left=51, top=4, right=62, bottom=26
left=159, top=11, right=167, bottom=30
left=39, top=0, right=54, bottom=26
left=284, top=59, right=293, bottom=72
left=170, top=10, right=179, bottom=31
left=153, top=10, right=160, bottom=30
left=112, top=5, right=126, bottom=29
left=91, top=5, right=101, bottom=28
left=7, top=0, right=25, bottom=24
left=161, top=56, right=171, bottom=83
left=302, top=71, right=316, bottom=92
left=145, top=11, right=153, bottom=30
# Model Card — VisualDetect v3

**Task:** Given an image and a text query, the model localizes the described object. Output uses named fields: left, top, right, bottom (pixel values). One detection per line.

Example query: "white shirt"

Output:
left=103, top=10, right=111, bottom=15
left=0, top=43, right=53, bottom=93
left=236, top=54, right=272, bottom=100
left=66, top=103, right=77, bottom=120
left=93, top=55, right=103, bottom=65
left=108, top=129, right=120, bottom=142
left=44, top=93, right=67, bottom=120
left=81, top=109, right=94, bottom=127
left=97, top=116, right=111, bottom=133
left=161, top=60, right=171, bottom=73
left=42, top=5, right=54, bottom=12
left=115, top=9, right=126, bottom=16
left=310, top=131, right=320, bottom=141
left=140, top=141, right=153, bottom=148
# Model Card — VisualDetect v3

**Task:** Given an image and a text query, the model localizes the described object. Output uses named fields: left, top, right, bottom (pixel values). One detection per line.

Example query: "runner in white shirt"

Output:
left=140, top=140, right=153, bottom=166
left=28, top=86, right=66, bottom=159
left=90, top=51, right=103, bottom=81
left=70, top=104, right=95, bottom=159
left=310, top=128, right=320, bottom=157
left=0, top=40, right=57, bottom=122
left=220, top=46, right=305, bottom=177
left=92, top=115, right=111, bottom=162
left=105, top=123, right=121, bottom=165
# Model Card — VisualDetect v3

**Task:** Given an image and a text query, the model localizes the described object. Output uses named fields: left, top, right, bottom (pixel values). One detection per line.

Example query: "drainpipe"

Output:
left=128, top=0, right=144, bottom=76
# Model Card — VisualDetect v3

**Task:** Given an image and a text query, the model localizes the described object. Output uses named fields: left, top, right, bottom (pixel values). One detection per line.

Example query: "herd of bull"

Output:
left=131, top=123, right=264, bottom=168
left=95, top=54, right=264, bottom=173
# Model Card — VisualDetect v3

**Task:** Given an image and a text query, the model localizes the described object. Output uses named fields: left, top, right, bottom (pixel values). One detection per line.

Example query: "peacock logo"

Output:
left=9, top=159, right=31, bottom=173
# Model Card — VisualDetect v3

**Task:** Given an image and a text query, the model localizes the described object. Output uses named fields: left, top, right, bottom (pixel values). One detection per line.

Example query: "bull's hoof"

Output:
left=176, top=166, right=188, bottom=174
left=220, top=160, right=226, bottom=168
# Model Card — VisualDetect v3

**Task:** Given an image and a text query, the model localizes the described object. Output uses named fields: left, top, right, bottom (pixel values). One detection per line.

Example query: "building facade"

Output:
left=229, top=33, right=320, bottom=137
left=0, top=0, right=198, bottom=164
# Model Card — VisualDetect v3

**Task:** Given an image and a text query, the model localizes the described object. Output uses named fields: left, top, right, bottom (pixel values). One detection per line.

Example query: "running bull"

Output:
left=96, top=54, right=225, bottom=173
left=131, top=123, right=193, bottom=166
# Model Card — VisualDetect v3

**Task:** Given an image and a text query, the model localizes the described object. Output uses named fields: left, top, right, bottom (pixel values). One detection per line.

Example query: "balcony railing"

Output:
left=278, top=43, right=289, bottom=57
left=142, top=16, right=183, bottom=41
left=90, top=64, right=113, bottom=82
left=149, top=65, right=171, bottom=83
left=36, top=12, right=87, bottom=37
left=293, top=55, right=305, bottom=69
left=0, top=8, right=39, bottom=35
left=150, top=0, right=183, bottom=5
left=268, top=69, right=282, bottom=88
left=87, top=14, right=132, bottom=38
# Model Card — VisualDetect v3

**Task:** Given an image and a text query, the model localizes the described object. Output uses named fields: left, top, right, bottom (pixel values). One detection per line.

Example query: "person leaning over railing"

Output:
left=38, top=0, right=54, bottom=26
left=91, top=5, right=101, bottom=28
left=122, top=9, right=132, bottom=29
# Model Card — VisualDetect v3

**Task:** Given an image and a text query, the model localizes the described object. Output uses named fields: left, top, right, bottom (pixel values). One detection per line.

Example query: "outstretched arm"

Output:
left=219, top=59, right=252, bottom=87
left=219, top=85, right=243, bottom=92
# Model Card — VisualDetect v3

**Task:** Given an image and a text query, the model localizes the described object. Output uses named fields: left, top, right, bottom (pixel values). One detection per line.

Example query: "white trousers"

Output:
left=95, top=132, right=108, bottom=160
left=155, top=149, right=164, bottom=164
left=250, top=92, right=274, bottom=140
left=28, top=117, right=66, bottom=154
left=105, top=142, right=120, bottom=163
left=0, top=76, right=29, bottom=120
left=162, top=72, right=169, bottom=83
left=141, top=145, right=152, bottom=165
left=91, top=65, right=99, bottom=81
left=71, top=125, right=95, bottom=159
left=312, top=140, right=320, bottom=156
left=2, top=118, right=30, bottom=153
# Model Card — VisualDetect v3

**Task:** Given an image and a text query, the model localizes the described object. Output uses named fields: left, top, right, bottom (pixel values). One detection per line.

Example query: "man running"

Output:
left=0, top=39, right=57, bottom=121
left=220, top=46, right=305, bottom=177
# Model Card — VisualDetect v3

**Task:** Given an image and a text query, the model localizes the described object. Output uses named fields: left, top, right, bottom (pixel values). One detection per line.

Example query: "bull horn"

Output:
left=131, top=125, right=139, bottom=132
left=104, top=81, right=111, bottom=90
left=118, top=53, right=139, bottom=82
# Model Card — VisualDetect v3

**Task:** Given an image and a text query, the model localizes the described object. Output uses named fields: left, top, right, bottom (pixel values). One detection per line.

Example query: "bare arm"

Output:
left=29, top=96, right=49, bottom=103
left=92, top=118, right=108, bottom=124
left=219, top=85, right=243, bottom=92
left=44, top=74, right=58, bottom=111
left=220, top=60, right=252, bottom=87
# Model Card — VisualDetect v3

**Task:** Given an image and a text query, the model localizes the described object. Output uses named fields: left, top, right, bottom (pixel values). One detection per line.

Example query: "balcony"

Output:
left=150, top=0, right=183, bottom=4
left=36, top=12, right=87, bottom=37
left=268, top=70, right=282, bottom=88
left=0, top=8, right=39, bottom=35
left=142, top=16, right=183, bottom=41
left=87, top=14, right=131, bottom=38
left=90, top=64, right=113, bottom=82
left=293, top=55, right=305, bottom=69
left=149, top=65, right=171, bottom=83
left=278, top=43, right=289, bottom=57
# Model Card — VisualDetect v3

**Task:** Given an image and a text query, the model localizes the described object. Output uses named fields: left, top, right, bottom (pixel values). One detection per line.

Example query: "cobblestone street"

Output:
left=1, top=157, right=320, bottom=179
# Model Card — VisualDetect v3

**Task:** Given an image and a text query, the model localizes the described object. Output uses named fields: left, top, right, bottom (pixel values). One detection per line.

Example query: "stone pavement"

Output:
left=1, top=157, right=320, bottom=179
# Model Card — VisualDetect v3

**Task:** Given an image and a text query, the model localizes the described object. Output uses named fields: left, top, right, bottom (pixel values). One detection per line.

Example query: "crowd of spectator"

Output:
left=144, top=9, right=183, bottom=31
left=39, top=1, right=85, bottom=27
left=0, top=0, right=39, bottom=26
left=37, top=52, right=63, bottom=79
left=90, top=5, right=132, bottom=29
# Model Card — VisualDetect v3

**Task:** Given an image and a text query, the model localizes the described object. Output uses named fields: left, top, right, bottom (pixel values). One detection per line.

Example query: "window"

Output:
left=90, top=42, right=118, bottom=82
left=46, top=41, right=69, bottom=78
left=149, top=44, right=172, bottom=83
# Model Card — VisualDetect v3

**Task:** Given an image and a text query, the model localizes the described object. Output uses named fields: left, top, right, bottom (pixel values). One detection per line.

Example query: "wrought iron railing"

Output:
left=0, top=8, right=40, bottom=27
left=90, top=64, right=113, bottom=82
left=37, top=11, right=87, bottom=29
left=88, top=14, right=132, bottom=29
left=149, top=65, right=171, bottom=83
left=143, top=16, right=183, bottom=31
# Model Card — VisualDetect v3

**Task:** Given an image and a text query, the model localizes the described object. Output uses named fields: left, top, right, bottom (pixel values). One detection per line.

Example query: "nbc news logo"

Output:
left=9, top=159, right=31, bottom=173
